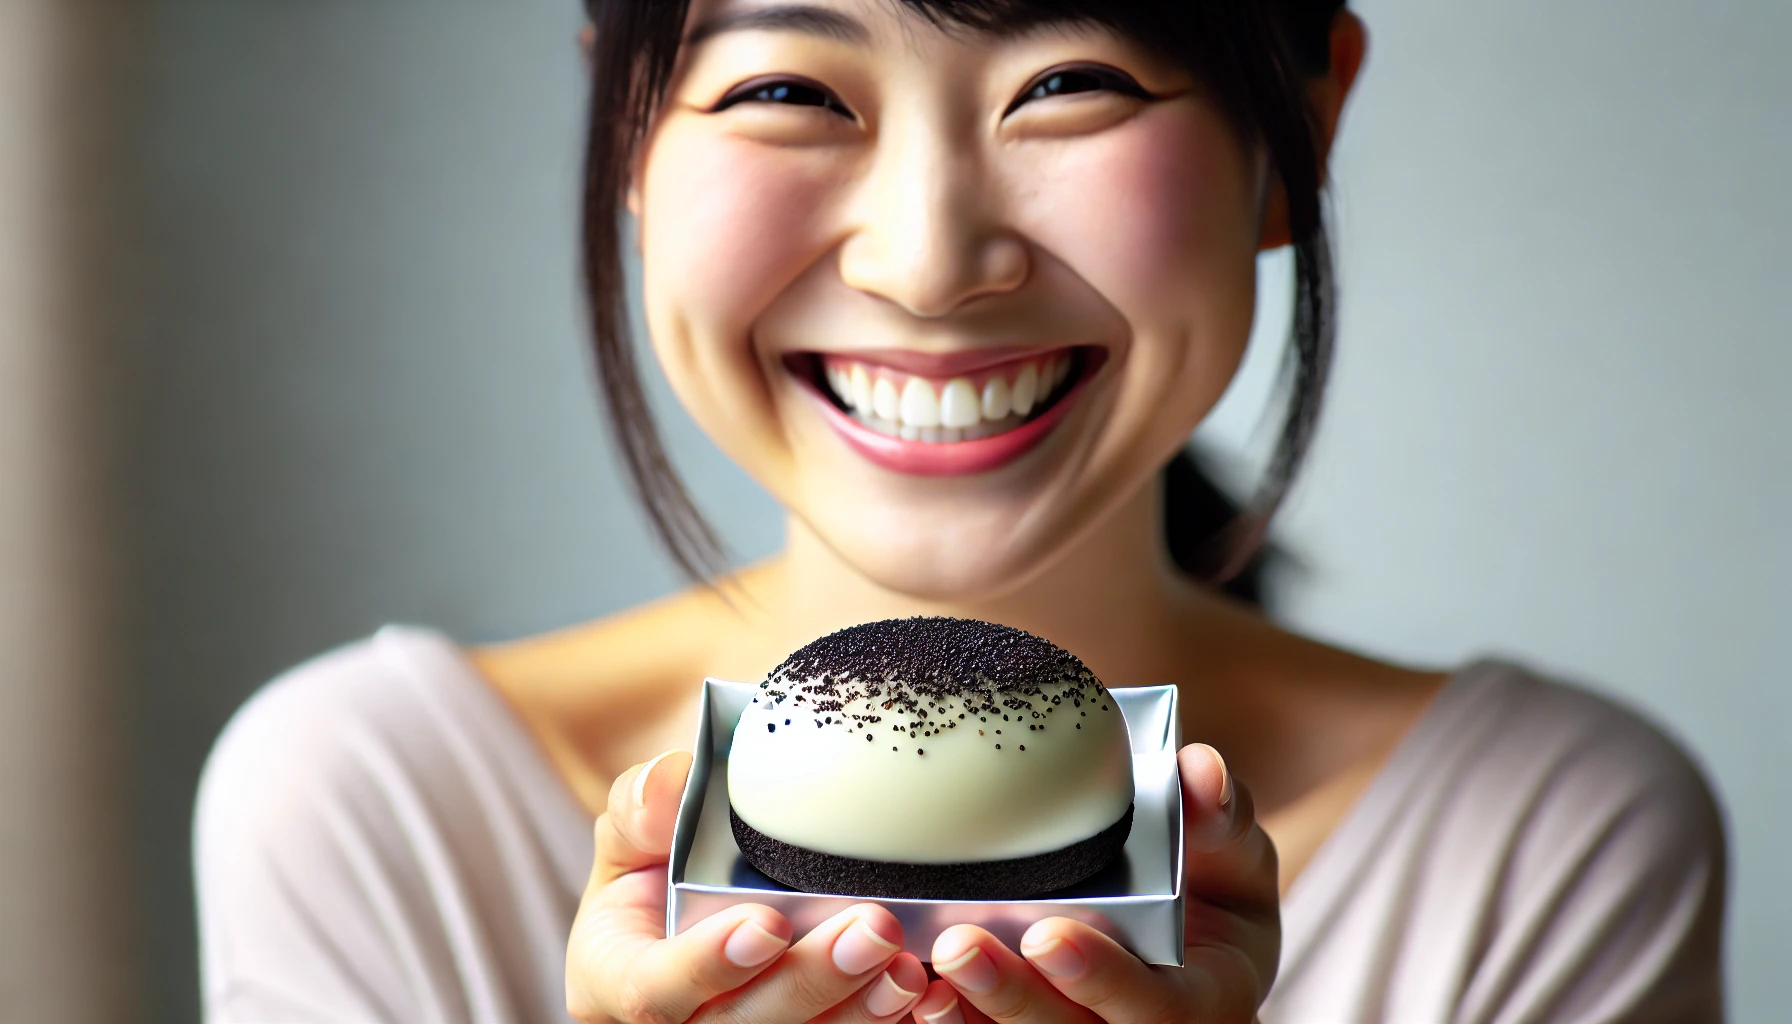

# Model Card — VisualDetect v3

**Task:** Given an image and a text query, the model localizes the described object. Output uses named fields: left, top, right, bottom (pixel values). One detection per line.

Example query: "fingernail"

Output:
left=722, top=919, right=787, bottom=968
left=935, top=946, right=999, bottom=994
left=1203, top=744, right=1233, bottom=808
left=632, top=750, right=675, bottom=809
left=920, top=996, right=963, bottom=1024
left=1020, top=936, right=1085, bottom=978
left=832, top=916, right=900, bottom=975
left=863, top=970, right=919, bottom=1017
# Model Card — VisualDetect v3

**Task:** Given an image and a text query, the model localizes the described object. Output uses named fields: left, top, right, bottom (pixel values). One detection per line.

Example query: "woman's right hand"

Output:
left=566, top=750, right=928, bottom=1024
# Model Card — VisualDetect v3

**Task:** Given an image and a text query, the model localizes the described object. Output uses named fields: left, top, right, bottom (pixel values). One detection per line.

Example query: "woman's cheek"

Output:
left=639, top=131, right=837, bottom=455
left=1015, top=107, right=1259, bottom=435
left=642, top=132, right=835, bottom=339
left=1017, top=104, right=1258, bottom=328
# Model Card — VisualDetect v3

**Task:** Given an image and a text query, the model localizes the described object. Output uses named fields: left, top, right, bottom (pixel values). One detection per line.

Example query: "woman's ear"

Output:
left=579, top=22, right=596, bottom=64
left=1310, top=11, right=1368, bottom=169
left=1259, top=11, right=1369, bottom=251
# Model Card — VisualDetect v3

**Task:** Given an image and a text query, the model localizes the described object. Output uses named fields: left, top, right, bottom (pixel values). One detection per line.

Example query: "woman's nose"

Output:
left=836, top=128, right=1029, bottom=319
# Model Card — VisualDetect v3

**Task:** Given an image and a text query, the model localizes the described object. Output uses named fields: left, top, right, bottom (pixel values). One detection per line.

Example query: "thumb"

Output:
left=593, top=749, right=692, bottom=889
left=1179, top=742, right=1247, bottom=853
left=1177, top=742, right=1278, bottom=911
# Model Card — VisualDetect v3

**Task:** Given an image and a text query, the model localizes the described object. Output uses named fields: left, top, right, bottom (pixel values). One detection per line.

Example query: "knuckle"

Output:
left=679, top=946, right=732, bottom=1002
left=613, top=980, right=681, bottom=1024
left=980, top=983, right=1040, bottom=1022
left=564, top=988, right=603, bottom=1024
left=693, top=1002, right=752, bottom=1024
left=1076, top=976, right=1160, bottom=1023
left=780, top=962, right=848, bottom=1015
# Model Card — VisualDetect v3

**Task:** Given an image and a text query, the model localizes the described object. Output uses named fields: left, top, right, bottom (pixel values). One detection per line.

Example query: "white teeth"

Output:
left=899, top=377, right=941, bottom=428
left=849, top=364, right=872, bottom=412
left=1011, top=364, right=1039, bottom=418
left=829, top=352, right=1079, bottom=443
left=939, top=378, right=980, bottom=429
left=981, top=376, right=1011, bottom=421
left=872, top=377, right=900, bottom=421
left=859, top=413, right=898, bottom=437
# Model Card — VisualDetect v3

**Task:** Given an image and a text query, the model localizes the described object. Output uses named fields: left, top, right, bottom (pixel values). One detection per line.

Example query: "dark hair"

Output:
left=579, top=0, right=1345, bottom=604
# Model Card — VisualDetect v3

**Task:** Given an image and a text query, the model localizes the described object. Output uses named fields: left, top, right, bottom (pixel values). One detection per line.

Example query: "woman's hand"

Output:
left=566, top=750, right=929, bottom=1024
left=910, top=744, right=1279, bottom=1024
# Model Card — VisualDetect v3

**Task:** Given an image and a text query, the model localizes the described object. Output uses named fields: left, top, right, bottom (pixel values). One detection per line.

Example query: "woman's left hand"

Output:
left=911, top=743, right=1279, bottom=1024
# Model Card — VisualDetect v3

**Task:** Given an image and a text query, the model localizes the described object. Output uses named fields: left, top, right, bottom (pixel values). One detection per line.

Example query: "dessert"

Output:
left=727, top=617, right=1133, bottom=899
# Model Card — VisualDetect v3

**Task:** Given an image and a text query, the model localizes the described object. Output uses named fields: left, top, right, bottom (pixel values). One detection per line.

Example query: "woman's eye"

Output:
left=1005, top=66, right=1154, bottom=117
left=714, top=78, right=853, bottom=119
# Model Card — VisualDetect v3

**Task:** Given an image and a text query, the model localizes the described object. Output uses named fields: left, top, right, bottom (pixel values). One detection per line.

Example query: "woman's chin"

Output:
left=804, top=514, right=1059, bottom=605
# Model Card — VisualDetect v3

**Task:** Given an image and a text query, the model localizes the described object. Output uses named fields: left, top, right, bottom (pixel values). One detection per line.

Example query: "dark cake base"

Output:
left=729, top=804, right=1134, bottom=900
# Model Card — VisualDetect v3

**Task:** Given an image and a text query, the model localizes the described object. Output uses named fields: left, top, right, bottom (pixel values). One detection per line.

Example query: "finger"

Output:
left=812, top=952, right=928, bottom=1023
left=1179, top=744, right=1277, bottom=913
left=1019, top=916, right=1269, bottom=1024
left=566, top=900, right=790, bottom=1023
left=700, top=903, right=905, bottom=1024
left=930, top=925, right=1097, bottom=1024
left=1178, top=745, right=1281, bottom=1003
left=913, top=978, right=1007, bottom=1024
left=592, top=750, right=692, bottom=889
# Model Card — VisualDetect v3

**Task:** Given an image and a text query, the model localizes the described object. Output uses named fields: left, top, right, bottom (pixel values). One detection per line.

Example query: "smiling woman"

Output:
left=585, top=0, right=1335, bottom=590
left=191, top=2, right=1727, bottom=1023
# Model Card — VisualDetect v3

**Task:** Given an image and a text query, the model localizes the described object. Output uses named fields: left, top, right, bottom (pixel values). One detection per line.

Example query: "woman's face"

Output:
left=631, top=0, right=1268, bottom=599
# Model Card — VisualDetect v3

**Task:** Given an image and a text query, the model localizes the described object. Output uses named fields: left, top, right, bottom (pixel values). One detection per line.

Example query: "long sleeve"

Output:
left=1266, top=661, right=1729, bottom=1024
left=1455, top=701, right=1727, bottom=1023
left=193, top=628, right=594, bottom=1024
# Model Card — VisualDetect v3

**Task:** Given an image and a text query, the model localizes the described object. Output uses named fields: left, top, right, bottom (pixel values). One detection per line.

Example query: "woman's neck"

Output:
left=724, top=479, right=1256, bottom=690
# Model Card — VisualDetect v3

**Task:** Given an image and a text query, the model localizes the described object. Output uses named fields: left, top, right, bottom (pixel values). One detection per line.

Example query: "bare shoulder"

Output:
left=465, top=565, right=783, bottom=812
left=470, top=580, right=731, bottom=704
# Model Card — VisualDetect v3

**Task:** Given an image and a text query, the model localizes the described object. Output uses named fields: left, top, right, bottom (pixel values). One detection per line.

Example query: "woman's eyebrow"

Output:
left=685, top=5, right=873, bottom=49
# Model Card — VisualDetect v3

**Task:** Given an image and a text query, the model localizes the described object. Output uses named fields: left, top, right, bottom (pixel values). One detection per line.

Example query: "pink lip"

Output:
left=798, top=351, right=1103, bottom=477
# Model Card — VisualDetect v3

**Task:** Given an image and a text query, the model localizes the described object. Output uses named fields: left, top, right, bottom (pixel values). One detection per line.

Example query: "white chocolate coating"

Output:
left=728, top=675, right=1133, bottom=863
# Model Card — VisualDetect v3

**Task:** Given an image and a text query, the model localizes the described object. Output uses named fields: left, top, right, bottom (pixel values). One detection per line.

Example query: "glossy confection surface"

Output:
left=727, top=617, right=1133, bottom=864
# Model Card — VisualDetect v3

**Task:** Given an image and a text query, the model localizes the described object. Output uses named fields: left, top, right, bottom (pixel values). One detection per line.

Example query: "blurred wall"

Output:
left=123, top=2, right=1785, bottom=1023
left=1, top=3, right=138, bottom=1022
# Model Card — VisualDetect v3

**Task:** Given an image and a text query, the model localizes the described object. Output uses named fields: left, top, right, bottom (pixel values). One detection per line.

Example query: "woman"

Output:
left=194, top=1, right=1728, bottom=1021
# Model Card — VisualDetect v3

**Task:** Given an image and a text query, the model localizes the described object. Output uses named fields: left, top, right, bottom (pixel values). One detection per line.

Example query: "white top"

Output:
left=194, top=626, right=1727, bottom=1023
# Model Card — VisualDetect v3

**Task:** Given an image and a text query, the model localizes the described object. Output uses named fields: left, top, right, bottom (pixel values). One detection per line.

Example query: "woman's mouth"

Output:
left=788, top=345, right=1104, bottom=476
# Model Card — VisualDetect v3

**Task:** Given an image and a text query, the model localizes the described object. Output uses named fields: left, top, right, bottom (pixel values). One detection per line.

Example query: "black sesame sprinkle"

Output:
left=1019, top=745, right=1026, bottom=751
left=767, top=723, right=775, bottom=733
left=751, top=617, right=1108, bottom=739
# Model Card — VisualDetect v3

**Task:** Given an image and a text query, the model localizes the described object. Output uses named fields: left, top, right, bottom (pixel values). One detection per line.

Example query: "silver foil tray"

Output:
left=667, top=679, right=1185, bottom=966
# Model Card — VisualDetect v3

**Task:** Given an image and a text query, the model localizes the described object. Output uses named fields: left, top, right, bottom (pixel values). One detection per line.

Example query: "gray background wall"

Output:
left=127, top=2, right=1786, bottom=1022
